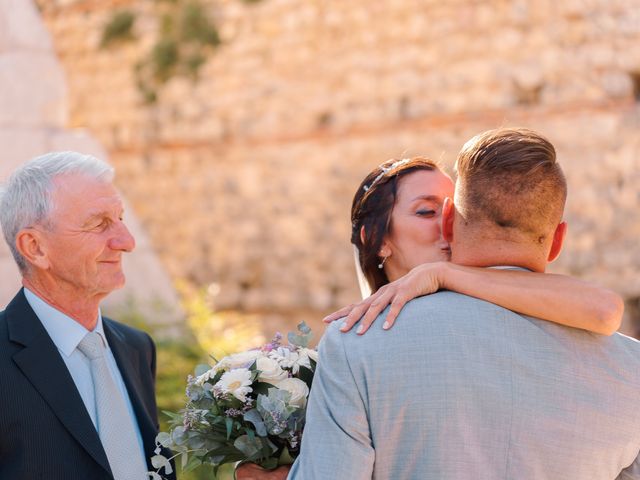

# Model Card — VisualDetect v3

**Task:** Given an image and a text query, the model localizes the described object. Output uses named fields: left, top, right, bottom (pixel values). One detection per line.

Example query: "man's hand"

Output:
left=235, top=463, right=291, bottom=480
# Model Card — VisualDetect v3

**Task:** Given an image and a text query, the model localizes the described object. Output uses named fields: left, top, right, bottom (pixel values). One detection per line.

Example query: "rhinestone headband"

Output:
left=362, top=158, right=411, bottom=192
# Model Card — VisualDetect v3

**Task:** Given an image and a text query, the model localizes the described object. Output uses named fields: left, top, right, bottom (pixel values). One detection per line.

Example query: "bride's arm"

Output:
left=326, top=262, right=624, bottom=336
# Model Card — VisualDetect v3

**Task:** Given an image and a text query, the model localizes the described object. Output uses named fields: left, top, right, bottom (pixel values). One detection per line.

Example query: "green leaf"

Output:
left=288, top=322, right=314, bottom=348
left=260, top=457, right=279, bottom=470
left=298, top=321, right=312, bottom=335
left=252, top=381, right=276, bottom=396
left=243, top=409, right=267, bottom=437
left=297, top=365, right=314, bottom=390
left=225, top=417, right=234, bottom=440
left=182, top=454, right=203, bottom=472
left=155, top=431, right=171, bottom=448
left=278, top=446, right=295, bottom=465
left=194, top=363, right=211, bottom=376
left=234, top=434, right=262, bottom=458
left=150, top=454, right=173, bottom=475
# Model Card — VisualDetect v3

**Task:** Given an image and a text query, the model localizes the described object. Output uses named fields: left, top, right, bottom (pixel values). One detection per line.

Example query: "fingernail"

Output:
left=357, top=325, right=364, bottom=334
left=340, top=322, right=348, bottom=331
left=383, top=321, right=390, bottom=330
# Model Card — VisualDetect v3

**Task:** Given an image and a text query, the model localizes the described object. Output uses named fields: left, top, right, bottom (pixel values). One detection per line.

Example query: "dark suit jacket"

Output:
left=0, top=289, right=175, bottom=480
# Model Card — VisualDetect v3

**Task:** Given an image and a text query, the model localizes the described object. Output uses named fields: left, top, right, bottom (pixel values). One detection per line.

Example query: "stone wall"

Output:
left=36, top=0, right=640, bottom=335
left=0, top=0, right=182, bottom=332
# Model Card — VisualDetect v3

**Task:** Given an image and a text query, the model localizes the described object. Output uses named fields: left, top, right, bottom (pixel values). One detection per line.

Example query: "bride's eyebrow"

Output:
left=410, top=195, right=441, bottom=203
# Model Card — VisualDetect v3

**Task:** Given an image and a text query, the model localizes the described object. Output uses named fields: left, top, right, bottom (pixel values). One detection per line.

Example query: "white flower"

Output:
left=276, top=378, right=309, bottom=408
left=256, top=356, right=288, bottom=384
left=270, top=347, right=318, bottom=374
left=214, top=368, right=253, bottom=402
left=194, top=369, right=216, bottom=386
left=269, top=347, right=301, bottom=371
left=298, top=348, right=319, bottom=368
left=221, top=350, right=264, bottom=370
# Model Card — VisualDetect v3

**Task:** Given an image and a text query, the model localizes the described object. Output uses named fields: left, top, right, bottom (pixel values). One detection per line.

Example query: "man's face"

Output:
left=35, top=173, right=135, bottom=300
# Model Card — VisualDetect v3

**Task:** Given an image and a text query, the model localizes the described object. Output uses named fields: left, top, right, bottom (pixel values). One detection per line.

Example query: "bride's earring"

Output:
left=378, top=256, right=388, bottom=269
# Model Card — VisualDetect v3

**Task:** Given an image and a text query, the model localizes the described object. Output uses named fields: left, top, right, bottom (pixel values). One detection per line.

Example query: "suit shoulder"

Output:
left=396, top=290, right=506, bottom=318
left=610, top=331, right=640, bottom=358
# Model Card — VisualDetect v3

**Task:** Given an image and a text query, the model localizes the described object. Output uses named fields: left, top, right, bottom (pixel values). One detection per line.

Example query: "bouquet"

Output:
left=149, top=322, right=317, bottom=479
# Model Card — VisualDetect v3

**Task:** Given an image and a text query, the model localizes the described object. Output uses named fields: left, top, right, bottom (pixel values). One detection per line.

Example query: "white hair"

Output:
left=0, top=151, right=114, bottom=272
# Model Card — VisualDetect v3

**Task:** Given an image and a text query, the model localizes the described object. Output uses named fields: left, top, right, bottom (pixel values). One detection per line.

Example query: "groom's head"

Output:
left=443, top=128, right=568, bottom=272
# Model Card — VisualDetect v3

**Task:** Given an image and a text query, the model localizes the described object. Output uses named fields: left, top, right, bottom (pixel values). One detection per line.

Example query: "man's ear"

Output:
left=547, top=221, right=567, bottom=262
left=15, top=228, right=50, bottom=270
left=442, top=197, right=455, bottom=243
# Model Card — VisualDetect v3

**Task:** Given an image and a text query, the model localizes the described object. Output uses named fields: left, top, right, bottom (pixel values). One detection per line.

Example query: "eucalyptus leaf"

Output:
left=234, top=434, right=262, bottom=458
left=194, top=363, right=212, bottom=376
left=243, top=409, right=267, bottom=437
left=225, top=417, right=234, bottom=440
left=298, top=321, right=312, bottom=335
left=155, top=431, right=171, bottom=448
left=147, top=472, right=163, bottom=480
left=150, top=454, right=173, bottom=475
left=287, top=322, right=313, bottom=348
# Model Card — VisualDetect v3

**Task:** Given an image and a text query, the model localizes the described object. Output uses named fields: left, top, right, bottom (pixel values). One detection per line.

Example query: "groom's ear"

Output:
left=442, top=197, right=455, bottom=243
left=547, top=221, right=567, bottom=262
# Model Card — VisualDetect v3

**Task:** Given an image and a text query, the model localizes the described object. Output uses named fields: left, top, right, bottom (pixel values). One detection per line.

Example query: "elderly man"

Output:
left=0, top=152, right=173, bottom=480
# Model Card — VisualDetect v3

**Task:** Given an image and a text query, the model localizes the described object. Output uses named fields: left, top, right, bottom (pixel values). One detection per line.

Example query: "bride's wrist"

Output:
left=437, top=261, right=453, bottom=290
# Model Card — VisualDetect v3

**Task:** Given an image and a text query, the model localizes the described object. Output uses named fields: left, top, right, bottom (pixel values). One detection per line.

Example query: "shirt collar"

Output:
left=23, top=287, right=107, bottom=357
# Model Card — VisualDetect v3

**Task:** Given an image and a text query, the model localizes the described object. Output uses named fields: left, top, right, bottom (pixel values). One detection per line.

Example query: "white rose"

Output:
left=215, top=368, right=253, bottom=402
left=224, top=350, right=264, bottom=370
left=256, top=356, right=288, bottom=384
left=276, top=378, right=309, bottom=408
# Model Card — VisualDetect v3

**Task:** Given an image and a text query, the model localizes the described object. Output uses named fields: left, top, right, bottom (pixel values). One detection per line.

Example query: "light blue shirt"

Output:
left=24, top=287, right=147, bottom=463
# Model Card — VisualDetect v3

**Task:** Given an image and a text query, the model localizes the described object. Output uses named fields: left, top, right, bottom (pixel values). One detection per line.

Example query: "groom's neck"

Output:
left=450, top=238, right=548, bottom=273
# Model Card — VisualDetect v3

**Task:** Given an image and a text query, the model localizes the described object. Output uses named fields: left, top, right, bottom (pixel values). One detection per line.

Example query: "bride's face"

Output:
left=382, top=169, right=455, bottom=282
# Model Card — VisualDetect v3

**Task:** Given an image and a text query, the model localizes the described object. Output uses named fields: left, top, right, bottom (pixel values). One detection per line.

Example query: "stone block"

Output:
left=0, top=0, right=53, bottom=53
left=0, top=52, right=67, bottom=128
left=0, top=128, right=48, bottom=178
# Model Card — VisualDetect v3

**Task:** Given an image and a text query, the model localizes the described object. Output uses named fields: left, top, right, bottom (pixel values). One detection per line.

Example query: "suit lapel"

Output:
left=7, top=290, right=113, bottom=476
left=104, top=321, right=157, bottom=465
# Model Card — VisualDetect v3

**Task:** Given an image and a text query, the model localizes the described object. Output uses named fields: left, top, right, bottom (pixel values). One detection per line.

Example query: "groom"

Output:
left=0, top=152, right=174, bottom=479
left=290, top=128, right=640, bottom=479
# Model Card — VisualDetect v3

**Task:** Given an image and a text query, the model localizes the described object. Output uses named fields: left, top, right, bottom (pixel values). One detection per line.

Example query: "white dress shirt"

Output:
left=24, top=287, right=147, bottom=463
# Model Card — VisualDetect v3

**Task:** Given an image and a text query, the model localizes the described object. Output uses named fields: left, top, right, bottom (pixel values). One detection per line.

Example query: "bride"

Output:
left=326, top=156, right=623, bottom=335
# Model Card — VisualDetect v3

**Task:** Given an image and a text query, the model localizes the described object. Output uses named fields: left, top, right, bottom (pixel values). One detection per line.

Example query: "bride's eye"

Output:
left=416, top=209, right=436, bottom=217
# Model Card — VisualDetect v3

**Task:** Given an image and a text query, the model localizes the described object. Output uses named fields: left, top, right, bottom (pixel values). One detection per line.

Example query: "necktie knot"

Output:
left=77, top=331, right=105, bottom=361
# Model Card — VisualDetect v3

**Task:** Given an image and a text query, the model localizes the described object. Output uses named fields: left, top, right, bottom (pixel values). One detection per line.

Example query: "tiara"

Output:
left=363, top=158, right=410, bottom=192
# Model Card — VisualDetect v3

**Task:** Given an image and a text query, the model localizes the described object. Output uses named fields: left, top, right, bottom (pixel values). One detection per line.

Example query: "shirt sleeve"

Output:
left=288, top=323, right=374, bottom=480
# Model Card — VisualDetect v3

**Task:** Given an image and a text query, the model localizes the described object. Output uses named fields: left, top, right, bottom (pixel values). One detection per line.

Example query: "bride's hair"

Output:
left=351, top=157, right=442, bottom=293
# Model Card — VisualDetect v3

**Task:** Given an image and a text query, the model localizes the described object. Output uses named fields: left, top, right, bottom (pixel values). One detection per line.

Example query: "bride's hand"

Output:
left=323, top=261, right=448, bottom=335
